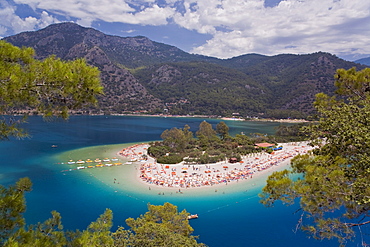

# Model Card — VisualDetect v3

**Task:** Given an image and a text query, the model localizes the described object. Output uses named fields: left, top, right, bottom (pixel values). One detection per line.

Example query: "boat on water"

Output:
left=77, top=166, right=85, bottom=170
left=67, top=160, right=75, bottom=164
left=188, top=214, right=198, bottom=220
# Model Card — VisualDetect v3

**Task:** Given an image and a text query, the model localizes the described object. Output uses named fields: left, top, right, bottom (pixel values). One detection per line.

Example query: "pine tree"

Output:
left=0, top=41, right=103, bottom=140
left=260, top=67, right=370, bottom=245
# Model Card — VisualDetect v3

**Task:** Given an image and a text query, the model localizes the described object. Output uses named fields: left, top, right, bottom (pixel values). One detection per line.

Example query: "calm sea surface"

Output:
left=0, top=116, right=341, bottom=246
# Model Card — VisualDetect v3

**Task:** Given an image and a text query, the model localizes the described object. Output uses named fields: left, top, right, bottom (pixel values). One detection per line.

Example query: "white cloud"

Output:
left=177, top=0, right=370, bottom=58
left=13, top=0, right=175, bottom=25
left=3, top=0, right=370, bottom=59
left=122, top=29, right=136, bottom=33
left=0, top=0, right=60, bottom=36
left=117, top=5, right=174, bottom=25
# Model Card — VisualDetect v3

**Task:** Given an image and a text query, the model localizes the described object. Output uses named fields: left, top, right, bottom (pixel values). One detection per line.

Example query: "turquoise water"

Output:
left=0, top=116, right=341, bottom=246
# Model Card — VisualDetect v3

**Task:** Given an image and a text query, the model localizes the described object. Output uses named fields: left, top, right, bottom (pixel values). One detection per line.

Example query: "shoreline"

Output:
left=10, top=112, right=309, bottom=124
left=118, top=141, right=314, bottom=191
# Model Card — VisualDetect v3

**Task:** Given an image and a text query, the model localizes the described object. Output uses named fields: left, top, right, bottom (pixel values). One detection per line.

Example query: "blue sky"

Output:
left=1, top=0, right=370, bottom=61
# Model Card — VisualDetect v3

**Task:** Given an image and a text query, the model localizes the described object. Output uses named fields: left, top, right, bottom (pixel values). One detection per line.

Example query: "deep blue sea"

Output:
left=0, top=116, right=348, bottom=246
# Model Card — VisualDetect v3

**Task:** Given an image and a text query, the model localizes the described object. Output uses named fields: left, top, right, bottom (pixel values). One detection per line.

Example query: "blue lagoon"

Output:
left=0, top=116, right=339, bottom=246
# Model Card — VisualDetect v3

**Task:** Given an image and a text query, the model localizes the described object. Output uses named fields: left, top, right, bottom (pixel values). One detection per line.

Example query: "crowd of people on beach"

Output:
left=118, top=144, right=148, bottom=161
left=118, top=142, right=313, bottom=189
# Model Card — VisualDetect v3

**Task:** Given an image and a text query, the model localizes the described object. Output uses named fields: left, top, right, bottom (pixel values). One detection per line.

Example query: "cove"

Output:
left=0, top=115, right=338, bottom=246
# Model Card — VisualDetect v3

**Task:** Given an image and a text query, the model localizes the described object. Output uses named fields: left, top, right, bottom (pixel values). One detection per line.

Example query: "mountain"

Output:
left=225, top=52, right=365, bottom=117
left=355, top=57, right=370, bottom=66
left=3, top=22, right=368, bottom=118
left=133, top=61, right=268, bottom=116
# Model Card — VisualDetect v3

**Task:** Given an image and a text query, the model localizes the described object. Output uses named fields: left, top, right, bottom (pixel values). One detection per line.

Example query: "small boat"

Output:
left=86, top=159, right=93, bottom=163
left=77, top=166, right=85, bottom=170
left=105, top=163, right=113, bottom=167
left=103, top=158, right=110, bottom=162
left=187, top=214, right=198, bottom=220
left=76, top=160, right=85, bottom=164
left=114, top=163, right=123, bottom=166
left=51, top=145, right=58, bottom=148
left=67, top=160, right=75, bottom=164
left=94, top=159, right=102, bottom=163
left=111, top=157, right=119, bottom=161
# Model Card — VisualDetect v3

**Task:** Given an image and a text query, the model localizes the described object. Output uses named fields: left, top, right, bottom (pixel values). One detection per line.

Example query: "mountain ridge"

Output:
left=355, top=57, right=370, bottom=66
left=3, top=22, right=368, bottom=118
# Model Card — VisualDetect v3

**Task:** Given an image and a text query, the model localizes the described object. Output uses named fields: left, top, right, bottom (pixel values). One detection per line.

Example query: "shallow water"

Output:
left=0, top=116, right=341, bottom=246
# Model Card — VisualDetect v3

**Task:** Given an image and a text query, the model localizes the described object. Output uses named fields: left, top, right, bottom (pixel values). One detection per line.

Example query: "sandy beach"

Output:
left=118, top=141, right=314, bottom=191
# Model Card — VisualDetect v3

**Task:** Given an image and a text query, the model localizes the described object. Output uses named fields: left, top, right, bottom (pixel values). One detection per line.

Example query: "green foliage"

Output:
left=0, top=177, right=32, bottom=244
left=135, top=61, right=268, bottom=116
left=216, top=121, right=229, bottom=140
left=123, top=202, right=205, bottom=247
left=1, top=179, right=205, bottom=246
left=0, top=116, right=29, bottom=140
left=6, top=211, right=67, bottom=247
left=161, top=125, right=193, bottom=151
left=0, top=41, right=103, bottom=139
left=151, top=121, right=263, bottom=164
left=70, top=209, right=114, bottom=247
left=274, top=123, right=309, bottom=142
left=260, top=67, right=370, bottom=245
left=148, top=145, right=171, bottom=158
left=234, top=134, right=254, bottom=146
left=196, top=121, right=218, bottom=144
left=157, top=154, right=183, bottom=164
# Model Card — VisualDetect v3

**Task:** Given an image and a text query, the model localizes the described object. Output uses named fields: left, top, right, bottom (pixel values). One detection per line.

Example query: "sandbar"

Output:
left=118, top=141, right=314, bottom=191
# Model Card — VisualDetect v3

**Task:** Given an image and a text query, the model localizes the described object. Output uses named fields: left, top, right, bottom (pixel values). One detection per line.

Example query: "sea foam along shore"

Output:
left=118, top=142, right=314, bottom=190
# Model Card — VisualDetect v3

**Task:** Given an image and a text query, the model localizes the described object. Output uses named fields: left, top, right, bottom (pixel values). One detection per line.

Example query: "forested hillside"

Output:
left=3, top=22, right=368, bottom=118
left=133, top=62, right=268, bottom=116
left=225, top=52, right=365, bottom=117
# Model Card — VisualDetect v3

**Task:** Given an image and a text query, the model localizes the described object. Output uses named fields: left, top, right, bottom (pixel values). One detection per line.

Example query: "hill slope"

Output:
left=355, top=57, right=370, bottom=66
left=134, top=61, right=268, bottom=116
left=226, top=52, right=365, bottom=116
left=3, top=22, right=368, bottom=117
left=4, top=22, right=165, bottom=113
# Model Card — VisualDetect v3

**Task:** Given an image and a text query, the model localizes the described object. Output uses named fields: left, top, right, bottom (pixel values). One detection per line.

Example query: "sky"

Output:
left=1, top=0, right=370, bottom=61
